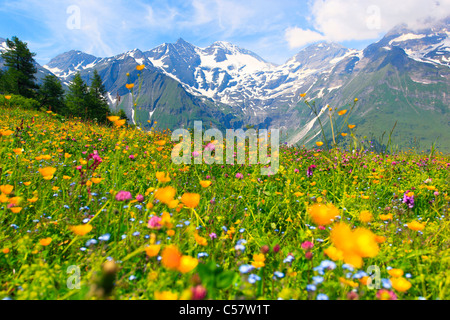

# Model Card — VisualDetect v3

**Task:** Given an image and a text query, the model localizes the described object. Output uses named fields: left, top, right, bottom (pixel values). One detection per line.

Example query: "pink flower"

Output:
left=318, top=225, right=326, bottom=230
left=115, top=190, right=132, bottom=201
left=301, top=241, right=314, bottom=251
left=192, top=151, right=201, bottom=158
left=147, top=216, right=162, bottom=229
left=136, top=194, right=144, bottom=202
left=235, top=173, right=244, bottom=179
left=205, top=143, right=215, bottom=151
left=294, top=168, right=299, bottom=173
left=209, top=233, right=217, bottom=239
left=376, top=289, right=397, bottom=300
left=129, top=155, right=135, bottom=160
left=191, top=285, right=207, bottom=300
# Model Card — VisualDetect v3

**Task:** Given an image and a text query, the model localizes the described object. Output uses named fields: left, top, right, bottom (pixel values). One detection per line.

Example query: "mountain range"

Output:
left=1, top=17, right=449, bottom=151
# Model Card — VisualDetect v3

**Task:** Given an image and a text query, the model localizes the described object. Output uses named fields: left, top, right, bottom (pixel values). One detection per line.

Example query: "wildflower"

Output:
left=13, top=148, right=23, bottom=155
left=155, top=186, right=176, bottom=205
left=39, top=237, right=52, bottom=246
left=338, top=109, right=347, bottom=116
left=301, top=241, right=314, bottom=251
left=0, top=129, right=14, bottom=136
left=5, top=95, right=11, bottom=100
left=178, top=256, right=198, bottom=273
left=38, top=167, right=56, bottom=180
left=69, top=224, right=93, bottom=236
left=126, top=83, right=135, bottom=90
left=145, top=245, right=161, bottom=257
left=407, top=220, right=425, bottom=231
left=388, top=268, right=404, bottom=278
left=148, top=216, right=162, bottom=229
left=181, top=193, right=200, bottom=209
left=115, top=191, right=132, bottom=201
left=209, top=233, right=217, bottom=240
left=191, top=285, right=207, bottom=300
left=316, top=293, right=329, bottom=300
left=391, top=277, right=411, bottom=292
left=156, top=172, right=171, bottom=183
left=235, top=173, right=244, bottom=179
left=10, top=207, right=22, bottom=213
left=114, top=119, right=126, bottom=127
left=359, top=210, right=373, bottom=223
left=324, top=246, right=344, bottom=261
left=402, top=191, right=414, bottom=209
left=251, top=253, right=266, bottom=268
left=136, top=64, right=145, bottom=71
left=376, top=289, right=397, bottom=300
left=239, top=264, right=254, bottom=274
left=154, top=291, right=178, bottom=300
left=161, top=245, right=182, bottom=270
left=0, top=185, right=14, bottom=195
left=348, top=125, right=356, bottom=129
left=379, top=213, right=393, bottom=220
left=107, top=116, right=120, bottom=122
left=200, top=180, right=212, bottom=188
left=248, top=274, right=261, bottom=284
left=300, top=93, right=306, bottom=97
left=306, top=164, right=317, bottom=177
left=194, top=233, right=207, bottom=246
left=308, top=203, right=339, bottom=226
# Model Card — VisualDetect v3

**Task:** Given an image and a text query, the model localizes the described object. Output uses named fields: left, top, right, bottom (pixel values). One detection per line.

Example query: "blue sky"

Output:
left=0, top=0, right=448, bottom=65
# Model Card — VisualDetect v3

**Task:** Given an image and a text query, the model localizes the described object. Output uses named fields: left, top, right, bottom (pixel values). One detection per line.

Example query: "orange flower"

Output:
left=114, top=119, right=126, bottom=127
left=126, top=83, right=135, bottom=90
left=359, top=210, right=373, bottom=223
left=136, top=64, right=145, bottom=71
left=341, top=133, right=348, bottom=137
left=379, top=213, right=393, bottom=220
left=194, top=233, right=207, bottom=246
left=155, top=186, right=176, bottom=205
left=38, top=167, right=56, bottom=180
left=161, top=245, right=182, bottom=270
left=69, top=224, right=93, bottom=236
left=407, top=221, right=425, bottom=231
left=338, top=109, right=347, bottom=116
left=324, top=246, right=344, bottom=261
left=10, top=207, right=22, bottom=213
left=0, top=129, right=14, bottom=136
left=300, top=93, right=306, bottom=97
left=145, top=244, right=161, bottom=257
left=0, top=185, right=14, bottom=195
left=4, top=95, right=11, bottom=100
left=155, top=140, right=166, bottom=146
left=2, top=248, right=10, bottom=254
left=316, top=141, right=323, bottom=147
left=91, top=178, right=103, bottom=184
left=107, top=116, right=120, bottom=122
left=39, top=237, right=52, bottom=246
left=200, top=180, right=212, bottom=188
left=251, top=253, right=266, bottom=268
left=13, top=148, right=23, bottom=155
left=348, top=125, right=356, bottom=129
left=156, top=172, right=171, bottom=183
left=154, top=291, right=178, bottom=300
left=388, top=268, right=404, bottom=278
left=391, top=277, right=411, bottom=292
left=181, top=193, right=200, bottom=209
left=308, top=203, right=339, bottom=226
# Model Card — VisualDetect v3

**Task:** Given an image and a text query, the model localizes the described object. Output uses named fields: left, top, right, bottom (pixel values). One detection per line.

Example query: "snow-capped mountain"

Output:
left=5, top=16, right=445, bottom=150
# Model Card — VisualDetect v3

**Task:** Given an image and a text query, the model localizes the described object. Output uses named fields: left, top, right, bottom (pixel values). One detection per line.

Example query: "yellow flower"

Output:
left=156, top=172, right=171, bottom=183
left=27, top=197, right=38, bottom=203
left=136, top=64, right=145, bottom=71
left=181, top=193, right=200, bottom=209
left=155, top=186, right=176, bottom=205
left=114, top=119, right=126, bottom=127
left=38, top=167, right=56, bottom=180
left=126, top=83, right=135, bottom=90
left=0, top=193, right=8, bottom=203
left=407, top=221, right=425, bottom=231
left=324, top=246, right=344, bottom=261
left=308, top=203, right=339, bottom=226
left=316, top=141, right=324, bottom=147
left=200, top=180, right=212, bottom=188
left=10, top=207, right=22, bottom=213
left=0, top=129, right=14, bottom=136
left=178, top=256, right=198, bottom=273
left=69, top=224, right=93, bottom=236
left=341, top=133, right=348, bottom=137
left=300, top=93, right=306, bottom=97
left=91, top=178, right=103, bottom=184
left=252, top=253, right=266, bottom=268
left=388, top=268, right=404, bottom=278
left=338, top=109, right=347, bottom=116
left=63, top=175, right=72, bottom=180
left=24, top=182, right=31, bottom=186
left=379, top=213, right=393, bottom=221
left=359, top=210, right=373, bottom=223
left=13, top=148, right=23, bottom=155
left=161, top=245, right=182, bottom=270
left=348, top=125, right=356, bottom=129
left=145, top=245, right=161, bottom=257
left=107, top=116, right=120, bottom=122
left=391, top=277, right=411, bottom=292
left=39, top=237, right=52, bottom=246
left=5, top=95, right=12, bottom=100
left=0, top=185, right=14, bottom=195
left=154, top=291, right=178, bottom=300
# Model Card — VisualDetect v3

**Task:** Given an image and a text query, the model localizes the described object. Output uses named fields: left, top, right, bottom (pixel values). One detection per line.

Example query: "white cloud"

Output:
left=285, top=27, right=325, bottom=48
left=286, top=0, right=450, bottom=48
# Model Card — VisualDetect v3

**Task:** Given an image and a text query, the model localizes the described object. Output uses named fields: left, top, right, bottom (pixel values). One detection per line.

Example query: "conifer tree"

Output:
left=65, top=72, right=88, bottom=118
left=88, top=69, right=110, bottom=123
left=38, top=74, right=65, bottom=113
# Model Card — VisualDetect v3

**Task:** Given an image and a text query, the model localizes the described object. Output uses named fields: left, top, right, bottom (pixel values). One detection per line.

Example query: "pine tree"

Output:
left=0, top=36, right=38, bottom=98
left=65, top=72, right=88, bottom=118
left=87, top=69, right=110, bottom=123
left=38, top=75, right=66, bottom=113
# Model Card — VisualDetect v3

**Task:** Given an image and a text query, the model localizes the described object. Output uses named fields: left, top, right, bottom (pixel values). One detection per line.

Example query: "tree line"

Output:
left=0, top=36, right=122, bottom=123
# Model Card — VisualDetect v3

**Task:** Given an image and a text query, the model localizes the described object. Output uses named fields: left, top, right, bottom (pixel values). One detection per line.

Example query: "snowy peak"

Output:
left=44, top=50, right=102, bottom=78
